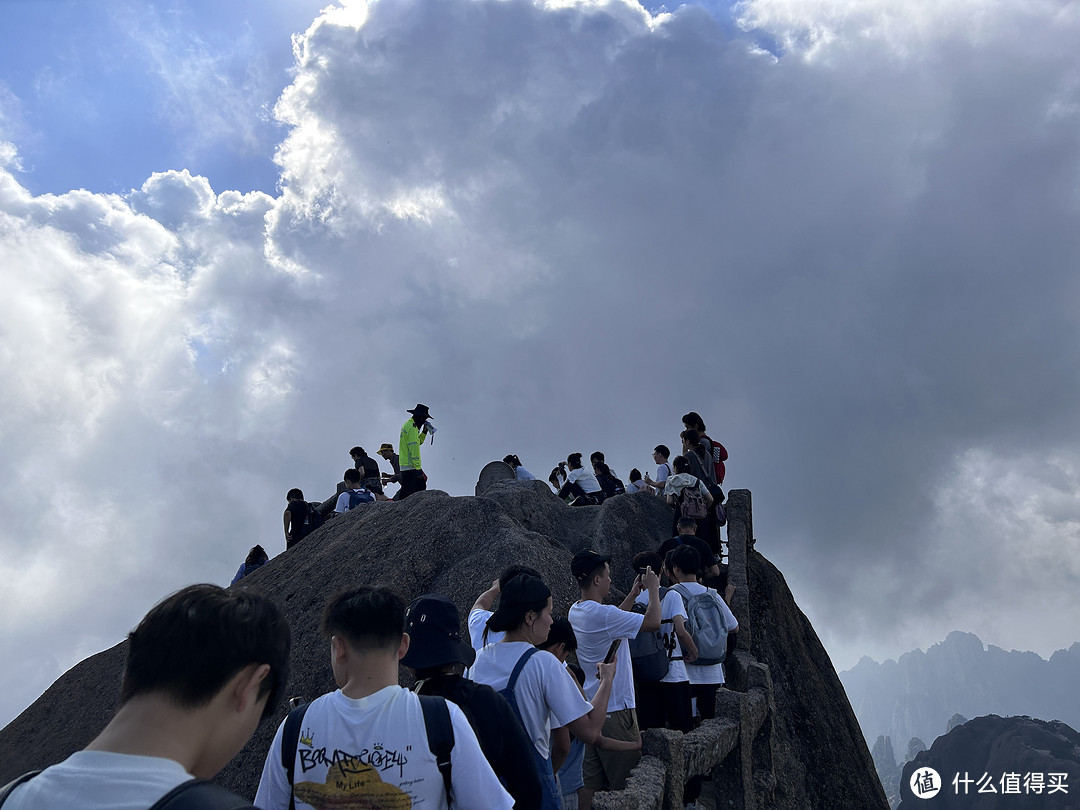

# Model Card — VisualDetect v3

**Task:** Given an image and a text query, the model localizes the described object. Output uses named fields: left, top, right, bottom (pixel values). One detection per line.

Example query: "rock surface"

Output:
left=746, top=549, right=889, bottom=809
left=898, top=715, right=1080, bottom=809
left=0, top=482, right=883, bottom=808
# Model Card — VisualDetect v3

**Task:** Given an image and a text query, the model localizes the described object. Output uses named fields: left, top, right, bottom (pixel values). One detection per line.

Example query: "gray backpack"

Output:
left=670, top=584, right=730, bottom=666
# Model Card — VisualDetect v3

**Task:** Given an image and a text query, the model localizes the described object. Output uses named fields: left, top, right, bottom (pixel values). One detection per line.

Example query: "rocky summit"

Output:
left=898, top=715, right=1080, bottom=809
left=0, top=480, right=886, bottom=808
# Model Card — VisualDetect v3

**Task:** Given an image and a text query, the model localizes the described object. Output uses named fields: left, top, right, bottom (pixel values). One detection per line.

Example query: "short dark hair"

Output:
left=673, top=455, right=691, bottom=473
left=343, top=468, right=361, bottom=485
left=287, top=488, right=304, bottom=501
left=121, top=585, right=290, bottom=721
left=499, top=564, right=542, bottom=590
left=349, top=446, right=364, bottom=457
left=678, top=516, right=697, bottom=530
left=503, top=454, right=521, bottom=467
left=629, top=468, right=642, bottom=482
left=682, top=412, right=706, bottom=432
left=654, top=445, right=670, bottom=459
left=538, top=617, right=577, bottom=652
left=567, top=452, right=583, bottom=468
left=593, top=461, right=611, bottom=476
left=632, top=551, right=663, bottom=577
left=323, top=586, right=405, bottom=651
left=590, top=451, right=605, bottom=464
left=575, top=559, right=608, bottom=587
left=681, top=428, right=700, bottom=446
left=668, top=544, right=701, bottom=577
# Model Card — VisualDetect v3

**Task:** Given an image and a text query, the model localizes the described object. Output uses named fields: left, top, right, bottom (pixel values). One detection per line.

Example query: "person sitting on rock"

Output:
left=3, top=584, right=290, bottom=809
left=592, top=460, right=626, bottom=499
left=626, top=468, right=649, bottom=493
left=556, top=453, right=604, bottom=506
left=232, top=544, right=270, bottom=584
left=403, top=594, right=543, bottom=810
left=589, top=451, right=618, bottom=480
left=503, top=454, right=536, bottom=480
left=469, top=575, right=617, bottom=810
left=333, top=469, right=381, bottom=513
left=350, top=446, right=385, bottom=497
left=255, top=586, right=511, bottom=810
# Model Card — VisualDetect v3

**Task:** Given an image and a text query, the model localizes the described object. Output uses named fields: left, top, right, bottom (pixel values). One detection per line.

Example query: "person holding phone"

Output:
left=469, top=574, right=617, bottom=810
left=568, top=550, right=661, bottom=806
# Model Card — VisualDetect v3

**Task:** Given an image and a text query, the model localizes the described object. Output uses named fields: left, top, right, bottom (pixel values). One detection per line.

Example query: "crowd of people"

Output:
left=262, top=407, right=729, bottom=567
left=0, top=407, right=738, bottom=807
left=4, top=537, right=737, bottom=810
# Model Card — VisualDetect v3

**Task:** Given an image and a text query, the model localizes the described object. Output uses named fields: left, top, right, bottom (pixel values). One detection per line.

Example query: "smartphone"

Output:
left=603, top=638, right=621, bottom=664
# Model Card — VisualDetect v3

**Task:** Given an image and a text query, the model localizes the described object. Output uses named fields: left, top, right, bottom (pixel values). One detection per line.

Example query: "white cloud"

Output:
left=4, top=0, right=1080, bottom=726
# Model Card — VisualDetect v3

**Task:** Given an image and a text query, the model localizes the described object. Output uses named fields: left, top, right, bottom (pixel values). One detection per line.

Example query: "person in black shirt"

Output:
left=402, top=594, right=543, bottom=810
left=658, top=517, right=721, bottom=580
left=349, top=446, right=385, bottom=496
left=283, top=488, right=317, bottom=549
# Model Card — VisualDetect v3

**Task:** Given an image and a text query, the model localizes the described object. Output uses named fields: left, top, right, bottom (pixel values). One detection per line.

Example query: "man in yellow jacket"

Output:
left=397, top=403, right=432, bottom=499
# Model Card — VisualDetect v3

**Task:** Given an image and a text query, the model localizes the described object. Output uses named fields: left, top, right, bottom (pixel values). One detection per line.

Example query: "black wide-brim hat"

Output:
left=401, top=594, right=475, bottom=670
left=407, top=403, right=432, bottom=419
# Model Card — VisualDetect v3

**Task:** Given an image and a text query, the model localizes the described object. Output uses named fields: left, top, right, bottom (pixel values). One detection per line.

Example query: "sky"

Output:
left=2, top=0, right=1079, bottom=730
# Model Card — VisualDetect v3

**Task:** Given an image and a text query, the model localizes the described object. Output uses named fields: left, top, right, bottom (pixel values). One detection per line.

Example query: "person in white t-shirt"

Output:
left=4, top=585, right=291, bottom=810
left=255, top=586, right=511, bottom=810
left=664, top=544, right=737, bottom=716
left=626, top=468, right=650, bottom=493
left=568, top=549, right=661, bottom=806
left=469, top=575, right=617, bottom=810
left=333, top=468, right=378, bottom=513
left=631, top=551, right=698, bottom=734
left=556, top=453, right=603, bottom=505
left=644, top=444, right=673, bottom=494
left=665, top=544, right=738, bottom=806
left=467, top=565, right=542, bottom=652
left=503, top=454, right=537, bottom=480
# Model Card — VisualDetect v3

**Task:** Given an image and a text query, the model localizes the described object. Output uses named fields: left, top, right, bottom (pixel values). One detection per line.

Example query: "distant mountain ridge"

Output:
left=840, top=631, right=1080, bottom=753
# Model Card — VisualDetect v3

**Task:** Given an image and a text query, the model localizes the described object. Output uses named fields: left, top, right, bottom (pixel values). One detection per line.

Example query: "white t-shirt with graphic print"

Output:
left=254, top=685, right=511, bottom=810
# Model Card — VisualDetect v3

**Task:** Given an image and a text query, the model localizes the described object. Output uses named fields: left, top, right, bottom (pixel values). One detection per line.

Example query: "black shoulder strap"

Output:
left=0, top=771, right=41, bottom=807
left=419, top=695, right=455, bottom=809
left=148, top=779, right=254, bottom=810
left=282, top=701, right=311, bottom=810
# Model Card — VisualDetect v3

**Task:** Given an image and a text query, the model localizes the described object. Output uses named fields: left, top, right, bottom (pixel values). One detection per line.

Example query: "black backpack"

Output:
left=281, top=695, right=454, bottom=810
left=0, top=772, right=254, bottom=809
left=303, top=502, right=324, bottom=533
